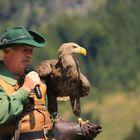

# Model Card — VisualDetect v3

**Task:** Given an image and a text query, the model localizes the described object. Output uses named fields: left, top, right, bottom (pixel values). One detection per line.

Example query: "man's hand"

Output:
left=22, top=71, right=41, bottom=93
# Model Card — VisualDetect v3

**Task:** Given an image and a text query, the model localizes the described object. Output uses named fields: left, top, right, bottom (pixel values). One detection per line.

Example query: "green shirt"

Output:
left=0, top=61, right=29, bottom=124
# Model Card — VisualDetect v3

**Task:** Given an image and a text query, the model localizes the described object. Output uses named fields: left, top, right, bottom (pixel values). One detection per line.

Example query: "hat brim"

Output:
left=0, top=30, right=46, bottom=49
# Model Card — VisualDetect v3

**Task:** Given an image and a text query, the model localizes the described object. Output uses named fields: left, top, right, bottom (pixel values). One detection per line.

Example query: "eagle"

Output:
left=36, top=42, right=90, bottom=124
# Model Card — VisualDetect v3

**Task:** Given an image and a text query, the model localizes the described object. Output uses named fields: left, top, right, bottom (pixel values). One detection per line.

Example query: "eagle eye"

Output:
left=73, top=45, right=77, bottom=48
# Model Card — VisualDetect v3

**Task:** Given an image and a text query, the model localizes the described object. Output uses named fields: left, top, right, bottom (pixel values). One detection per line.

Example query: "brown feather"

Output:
left=36, top=42, right=90, bottom=118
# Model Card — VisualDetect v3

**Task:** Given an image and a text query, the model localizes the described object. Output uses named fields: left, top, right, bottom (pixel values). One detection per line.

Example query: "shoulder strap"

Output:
left=11, top=117, right=22, bottom=140
left=0, top=78, right=17, bottom=95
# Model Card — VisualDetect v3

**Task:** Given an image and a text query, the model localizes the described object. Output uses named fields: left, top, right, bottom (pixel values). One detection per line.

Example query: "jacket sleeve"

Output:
left=0, top=87, right=29, bottom=124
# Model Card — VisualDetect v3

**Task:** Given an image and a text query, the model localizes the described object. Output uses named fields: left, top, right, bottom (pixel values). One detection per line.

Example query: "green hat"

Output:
left=0, top=26, right=46, bottom=49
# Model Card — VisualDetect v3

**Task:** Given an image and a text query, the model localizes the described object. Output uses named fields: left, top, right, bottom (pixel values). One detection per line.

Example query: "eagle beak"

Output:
left=74, top=47, right=87, bottom=56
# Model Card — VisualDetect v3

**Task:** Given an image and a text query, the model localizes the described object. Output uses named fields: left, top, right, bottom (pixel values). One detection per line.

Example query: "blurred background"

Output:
left=0, top=0, right=140, bottom=139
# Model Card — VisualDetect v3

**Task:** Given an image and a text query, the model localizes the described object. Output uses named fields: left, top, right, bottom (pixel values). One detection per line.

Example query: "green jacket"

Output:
left=0, top=61, right=29, bottom=124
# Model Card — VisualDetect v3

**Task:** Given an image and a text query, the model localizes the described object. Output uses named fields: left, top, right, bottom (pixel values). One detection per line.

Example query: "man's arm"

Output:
left=0, top=71, right=41, bottom=124
left=0, top=87, right=29, bottom=124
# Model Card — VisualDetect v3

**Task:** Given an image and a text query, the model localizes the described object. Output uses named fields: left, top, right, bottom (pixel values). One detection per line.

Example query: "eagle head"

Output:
left=58, top=42, right=87, bottom=57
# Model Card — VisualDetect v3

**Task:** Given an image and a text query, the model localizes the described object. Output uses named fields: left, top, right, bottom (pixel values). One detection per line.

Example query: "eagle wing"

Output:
left=36, top=59, right=59, bottom=116
left=36, top=59, right=57, bottom=77
left=80, top=73, right=90, bottom=97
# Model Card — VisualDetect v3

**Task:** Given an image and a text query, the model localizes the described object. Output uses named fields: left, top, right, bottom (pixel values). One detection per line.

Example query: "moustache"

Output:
left=22, top=59, right=31, bottom=63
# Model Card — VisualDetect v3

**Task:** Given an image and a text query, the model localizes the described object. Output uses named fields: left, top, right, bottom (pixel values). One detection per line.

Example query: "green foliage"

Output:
left=44, top=0, right=140, bottom=92
left=0, top=0, right=140, bottom=92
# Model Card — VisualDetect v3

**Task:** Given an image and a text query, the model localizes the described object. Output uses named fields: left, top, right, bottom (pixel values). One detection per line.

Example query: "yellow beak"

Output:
left=74, top=47, right=87, bottom=56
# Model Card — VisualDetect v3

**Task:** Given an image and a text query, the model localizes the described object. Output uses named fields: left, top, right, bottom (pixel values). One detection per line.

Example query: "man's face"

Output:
left=3, top=45, right=34, bottom=77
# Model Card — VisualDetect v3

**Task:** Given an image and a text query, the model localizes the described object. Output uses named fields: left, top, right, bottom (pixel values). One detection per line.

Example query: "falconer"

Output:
left=0, top=26, right=52, bottom=140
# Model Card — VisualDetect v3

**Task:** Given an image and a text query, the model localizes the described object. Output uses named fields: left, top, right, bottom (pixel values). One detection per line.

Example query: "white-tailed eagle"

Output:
left=36, top=42, right=90, bottom=124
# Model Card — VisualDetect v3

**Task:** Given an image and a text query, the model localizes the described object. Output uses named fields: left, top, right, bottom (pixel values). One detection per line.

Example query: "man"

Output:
left=0, top=26, right=52, bottom=139
left=0, top=26, right=101, bottom=140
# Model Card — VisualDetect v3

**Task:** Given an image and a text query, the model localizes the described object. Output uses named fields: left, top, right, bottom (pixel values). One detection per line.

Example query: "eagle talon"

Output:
left=54, top=114, right=62, bottom=123
left=51, top=113, right=62, bottom=123
left=77, top=117, right=90, bottom=125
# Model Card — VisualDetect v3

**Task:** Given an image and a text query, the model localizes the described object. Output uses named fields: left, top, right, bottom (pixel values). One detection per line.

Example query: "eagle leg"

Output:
left=70, top=96, right=90, bottom=125
left=70, top=96, right=81, bottom=117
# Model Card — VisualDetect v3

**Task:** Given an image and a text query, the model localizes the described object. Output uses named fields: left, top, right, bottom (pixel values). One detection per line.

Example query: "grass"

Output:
left=58, top=91, right=140, bottom=140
